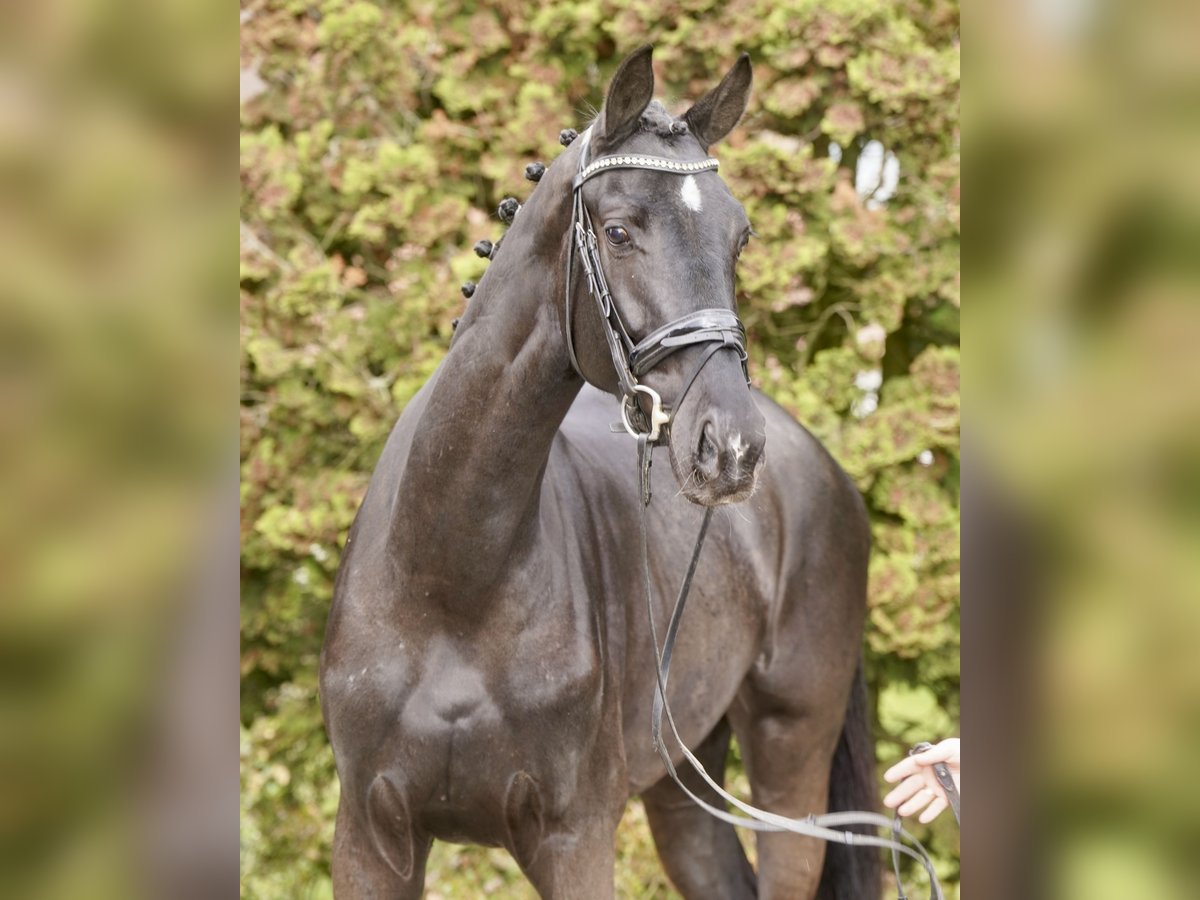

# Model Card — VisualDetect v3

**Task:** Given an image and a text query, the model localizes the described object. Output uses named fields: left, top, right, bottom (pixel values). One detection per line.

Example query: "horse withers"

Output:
left=320, top=46, right=876, bottom=899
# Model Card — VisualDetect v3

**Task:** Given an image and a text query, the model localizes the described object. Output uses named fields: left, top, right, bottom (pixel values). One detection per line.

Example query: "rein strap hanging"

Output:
left=636, top=442, right=945, bottom=900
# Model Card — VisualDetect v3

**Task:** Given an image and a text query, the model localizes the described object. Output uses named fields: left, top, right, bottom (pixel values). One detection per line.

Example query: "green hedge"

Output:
left=240, top=0, right=959, bottom=896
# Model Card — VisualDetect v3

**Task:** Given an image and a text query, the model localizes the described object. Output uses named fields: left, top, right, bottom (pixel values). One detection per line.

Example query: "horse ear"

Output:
left=596, top=45, right=655, bottom=151
left=683, top=53, right=753, bottom=150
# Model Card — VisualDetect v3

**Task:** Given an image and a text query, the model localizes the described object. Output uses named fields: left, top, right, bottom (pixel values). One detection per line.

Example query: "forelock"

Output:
left=637, top=101, right=689, bottom=139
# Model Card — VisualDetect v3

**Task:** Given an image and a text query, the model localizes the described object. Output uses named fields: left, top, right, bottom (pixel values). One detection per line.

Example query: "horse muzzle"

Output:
left=671, top=402, right=765, bottom=506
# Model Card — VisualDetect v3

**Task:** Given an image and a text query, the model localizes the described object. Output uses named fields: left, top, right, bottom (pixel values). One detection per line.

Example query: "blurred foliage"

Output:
left=240, top=0, right=959, bottom=896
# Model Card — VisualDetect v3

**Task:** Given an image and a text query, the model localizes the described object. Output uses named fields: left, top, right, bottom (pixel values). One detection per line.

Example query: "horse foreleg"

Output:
left=331, top=775, right=432, bottom=899
left=516, top=816, right=619, bottom=900
left=729, top=702, right=844, bottom=900
left=641, top=716, right=757, bottom=899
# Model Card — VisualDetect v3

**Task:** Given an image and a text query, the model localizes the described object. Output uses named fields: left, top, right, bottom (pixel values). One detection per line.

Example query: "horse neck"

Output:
left=390, top=144, right=586, bottom=595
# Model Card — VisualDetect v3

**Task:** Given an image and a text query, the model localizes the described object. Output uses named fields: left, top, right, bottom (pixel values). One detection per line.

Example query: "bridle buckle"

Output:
left=621, top=384, right=670, bottom=442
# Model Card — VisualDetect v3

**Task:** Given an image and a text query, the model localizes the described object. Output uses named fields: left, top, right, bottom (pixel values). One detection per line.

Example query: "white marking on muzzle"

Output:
left=680, top=174, right=702, bottom=212
left=731, top=432, right=746, bottom=463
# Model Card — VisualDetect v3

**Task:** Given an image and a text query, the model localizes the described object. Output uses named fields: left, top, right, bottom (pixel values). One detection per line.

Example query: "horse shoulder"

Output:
left=742, top=392, right=870, bottom=708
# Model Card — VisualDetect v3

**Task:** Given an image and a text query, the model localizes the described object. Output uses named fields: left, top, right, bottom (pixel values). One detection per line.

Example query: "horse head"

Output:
left=566, top=46, right=765, bottom=506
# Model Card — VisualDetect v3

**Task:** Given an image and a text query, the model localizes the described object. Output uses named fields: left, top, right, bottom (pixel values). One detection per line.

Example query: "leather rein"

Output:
left=565, top=129, right=949, bottom=899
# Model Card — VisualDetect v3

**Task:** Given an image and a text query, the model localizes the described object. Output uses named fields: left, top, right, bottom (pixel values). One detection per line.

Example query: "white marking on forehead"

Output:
left=680, top=174, right=702, bottom=212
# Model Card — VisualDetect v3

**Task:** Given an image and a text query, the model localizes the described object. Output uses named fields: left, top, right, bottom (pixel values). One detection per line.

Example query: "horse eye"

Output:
left=736, top=229, right=753, bottom=258
left=605, top=226, right=630, bottom=246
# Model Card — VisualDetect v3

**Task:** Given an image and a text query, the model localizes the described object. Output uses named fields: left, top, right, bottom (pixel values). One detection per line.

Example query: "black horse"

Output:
left=321, top=47, right=877, bottom=898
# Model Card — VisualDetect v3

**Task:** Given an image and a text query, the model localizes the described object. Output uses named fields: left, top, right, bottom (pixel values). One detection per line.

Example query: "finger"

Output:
left=883, top=773, right=928, bottom=808
left=898, top=787, right=938, bottom=818
left=884, top=756, right=919, bottom=783
left=910, top=738, right=960, bottom=766
left=918, top=794, right=948, bottom=824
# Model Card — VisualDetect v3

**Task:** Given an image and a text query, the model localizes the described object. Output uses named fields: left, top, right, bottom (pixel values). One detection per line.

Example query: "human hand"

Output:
left=883, top=738, right=960, bottom=824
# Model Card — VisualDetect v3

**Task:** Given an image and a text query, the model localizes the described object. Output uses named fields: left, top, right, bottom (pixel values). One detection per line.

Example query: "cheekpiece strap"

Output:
left=574, top=154, right=719, bottom=189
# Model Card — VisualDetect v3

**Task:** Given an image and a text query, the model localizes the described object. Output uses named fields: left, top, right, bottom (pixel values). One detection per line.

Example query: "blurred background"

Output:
left=1, top=1, right=235, bottom=898
left=965, top=3, right=1200, bottom=897
left=2, top=0, right=1196, bottom=898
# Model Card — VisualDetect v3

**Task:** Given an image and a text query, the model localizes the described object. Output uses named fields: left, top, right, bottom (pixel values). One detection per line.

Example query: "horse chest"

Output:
left=363, top=594, right=608, bottom=840
left=398, top=615, right=602, bottom=740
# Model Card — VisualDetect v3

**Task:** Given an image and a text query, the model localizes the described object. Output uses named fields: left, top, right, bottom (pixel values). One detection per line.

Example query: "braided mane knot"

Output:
left=637, top=101, right=688, bottom=138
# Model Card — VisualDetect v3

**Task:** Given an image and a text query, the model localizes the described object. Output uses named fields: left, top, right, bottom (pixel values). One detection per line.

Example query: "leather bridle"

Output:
left=565, top=129, right=749, bottom=443
left=563, top=127, right=950, bottom=899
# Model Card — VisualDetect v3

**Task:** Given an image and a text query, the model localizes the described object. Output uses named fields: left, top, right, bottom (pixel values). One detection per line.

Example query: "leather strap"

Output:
left=636, top=441, right=946, bottom=900
left=574, top=153, right=719, bottom=189
left=909, top=741, right=961, bottom=825
left=629, top=308, right=748, bottom=380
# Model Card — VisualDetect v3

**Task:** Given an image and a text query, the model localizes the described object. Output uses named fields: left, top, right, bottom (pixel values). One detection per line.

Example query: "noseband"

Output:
left=565, top=130, right=749, bottom=442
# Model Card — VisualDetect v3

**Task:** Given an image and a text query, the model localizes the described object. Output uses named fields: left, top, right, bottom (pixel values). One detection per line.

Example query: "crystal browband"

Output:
left=574, top=154, right=719, bottom=188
